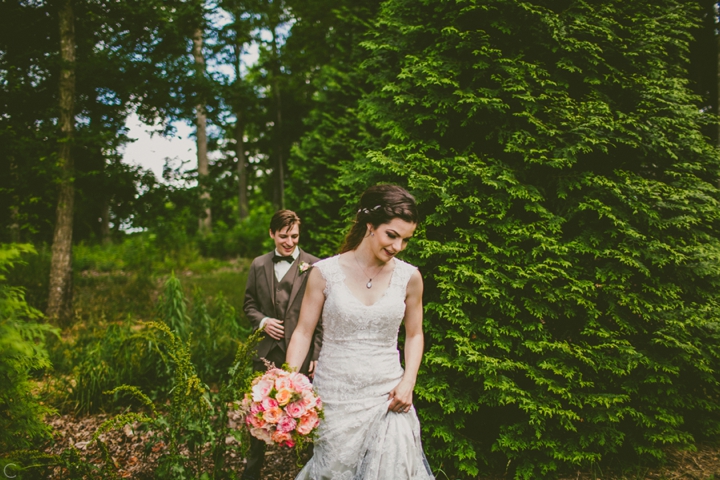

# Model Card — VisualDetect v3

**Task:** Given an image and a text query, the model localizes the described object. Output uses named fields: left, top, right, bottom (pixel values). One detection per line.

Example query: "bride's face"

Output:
left=367, top=217, right=417, bottom=261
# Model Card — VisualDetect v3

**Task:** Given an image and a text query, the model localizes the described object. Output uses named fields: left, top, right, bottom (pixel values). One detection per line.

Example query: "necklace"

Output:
left=353, top=252, right=385, bottom=289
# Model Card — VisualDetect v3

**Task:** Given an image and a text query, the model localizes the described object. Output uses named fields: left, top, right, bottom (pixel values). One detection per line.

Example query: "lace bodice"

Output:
left=318, top=254, right=414, bottom=348
left=295, top=255, right=434, bottom=480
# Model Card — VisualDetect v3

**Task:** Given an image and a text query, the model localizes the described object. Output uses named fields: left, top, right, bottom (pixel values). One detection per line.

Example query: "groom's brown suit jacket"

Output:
left=243, top=249, right=321, bottom=373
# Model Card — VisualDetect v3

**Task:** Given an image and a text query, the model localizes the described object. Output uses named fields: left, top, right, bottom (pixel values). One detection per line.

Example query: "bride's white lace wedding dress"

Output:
left=295, top=255, right=434, bottom=480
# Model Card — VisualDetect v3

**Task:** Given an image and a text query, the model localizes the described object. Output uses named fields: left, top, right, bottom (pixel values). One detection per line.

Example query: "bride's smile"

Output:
left=366, top=217, right=417, bottom=263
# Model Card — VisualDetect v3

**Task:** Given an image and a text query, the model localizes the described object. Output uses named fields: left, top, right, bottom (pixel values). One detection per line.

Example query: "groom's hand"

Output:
left=264, top=318, right=285, bottom=340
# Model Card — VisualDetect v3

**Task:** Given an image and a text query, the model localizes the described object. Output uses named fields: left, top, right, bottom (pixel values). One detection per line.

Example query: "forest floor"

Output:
left=44, top=413, right=720, bottom=480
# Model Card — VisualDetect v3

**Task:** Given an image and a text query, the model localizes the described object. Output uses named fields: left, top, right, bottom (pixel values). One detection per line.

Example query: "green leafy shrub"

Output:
left=63, top=274, right=248, bottom=414
left=5, top=244, right=51, bottom=313
left=0, top=244, right=58, bottom=452
left=199, top=204, right=275, bottom=259
left=295, top=0, right=720, bottom=477
left=61, top=322, right=169, bottom=414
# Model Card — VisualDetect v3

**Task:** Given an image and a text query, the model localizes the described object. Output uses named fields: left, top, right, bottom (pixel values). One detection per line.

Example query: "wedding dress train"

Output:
left=295, top=255, right=434, bottom=480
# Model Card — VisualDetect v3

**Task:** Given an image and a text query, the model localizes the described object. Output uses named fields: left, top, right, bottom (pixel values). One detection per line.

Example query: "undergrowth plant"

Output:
left=0, top=244, right=58, bottom=453
left=13, top=273, right=260, bottom=478
left=92, top=322, right=262, bottom=479
left=56, top=273, right=247, bottom=414
left=9, top=316, right=261, bottom=479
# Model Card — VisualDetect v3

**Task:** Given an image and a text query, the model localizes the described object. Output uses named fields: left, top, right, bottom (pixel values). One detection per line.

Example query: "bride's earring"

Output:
left=370, top=232, right=374, bottom=236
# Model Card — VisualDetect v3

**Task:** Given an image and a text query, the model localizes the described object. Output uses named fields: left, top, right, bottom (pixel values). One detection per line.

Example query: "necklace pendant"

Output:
left=366, top=280, right=373, bottom=289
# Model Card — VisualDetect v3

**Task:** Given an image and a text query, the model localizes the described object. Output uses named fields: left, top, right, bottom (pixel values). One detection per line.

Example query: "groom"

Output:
left=241, top=209, right=321, bottom=480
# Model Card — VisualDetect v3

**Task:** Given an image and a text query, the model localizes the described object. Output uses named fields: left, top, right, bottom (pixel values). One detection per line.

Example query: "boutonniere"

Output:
left=298, top=261, right=312, bottom=274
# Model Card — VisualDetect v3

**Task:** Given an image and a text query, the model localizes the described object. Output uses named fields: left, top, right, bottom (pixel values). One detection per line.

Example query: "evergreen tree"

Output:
left=298, top=0, right=720, bottom=477
left=284, top=0, right=383, bottom=256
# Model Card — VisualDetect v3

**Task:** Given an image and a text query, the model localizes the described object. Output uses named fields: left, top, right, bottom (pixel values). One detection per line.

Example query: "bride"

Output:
left=286, top=184, right=434, bottom=480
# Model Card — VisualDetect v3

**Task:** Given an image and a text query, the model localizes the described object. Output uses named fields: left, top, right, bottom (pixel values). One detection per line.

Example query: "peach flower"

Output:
left=275, top=388, right=293, bottom=406
left=263, top=407, right=283, bottom=424
left=271, top=429, right=294, bottom=447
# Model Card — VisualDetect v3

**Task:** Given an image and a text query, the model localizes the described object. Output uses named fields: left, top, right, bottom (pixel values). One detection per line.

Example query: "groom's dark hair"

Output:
left=270, top=209, right=302, bottom=234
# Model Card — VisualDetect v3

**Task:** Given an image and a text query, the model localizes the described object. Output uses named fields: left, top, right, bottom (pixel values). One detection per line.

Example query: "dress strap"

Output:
left=390, top=258, right=417, bottom=296
left=313, top=255, right=344, bottom=297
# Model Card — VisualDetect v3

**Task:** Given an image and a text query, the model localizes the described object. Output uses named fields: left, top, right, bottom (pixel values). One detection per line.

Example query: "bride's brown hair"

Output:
left=340, top=184, right=419, bottom=253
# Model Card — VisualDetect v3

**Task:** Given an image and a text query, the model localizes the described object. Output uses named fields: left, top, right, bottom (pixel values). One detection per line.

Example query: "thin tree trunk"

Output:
left=193, top=27, right=211, bottom=233
left=235, top=113, right=248, bottom=219
left=8, top=157, right=20, bottom=243
left=101, top=200, right=111, bottom=244
left=717, top=31, right=720, bottom=148
left=232, top=38, right=249, bottom=220
left=271, top=28, right=284, bottom=210
left=48, top=0, right=76, bottom=325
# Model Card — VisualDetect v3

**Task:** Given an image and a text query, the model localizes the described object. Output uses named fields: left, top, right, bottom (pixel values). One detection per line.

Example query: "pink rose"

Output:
left=265, top=368, right=285, bottom=382
left=277, top=414, right=297, bottom=434
left=250, top=402, right=265, bottom=415
left=289, top=372, right=311, bottom=391
left=301, top=389, right=317, bottom=409
left=263, top=406, right=283, bottom=424
left=251, top=379, right=274, bottom=402
left=286, top=400, right=306, bottom=419
left=261, top=397, right=279, bottom=411
left=275, top=376, right=292, bottom=391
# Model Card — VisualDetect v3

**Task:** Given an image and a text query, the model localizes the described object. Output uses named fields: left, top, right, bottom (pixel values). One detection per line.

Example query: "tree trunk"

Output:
left=235, top=113, right=249, bottom=219
left=47, top=0, right=76, bottom=325
left=8, top=157, right=20, bottom=243
left=717, top=30, right=720, bottom=148
left=101, top=200, right=111, bottom=245
left=232, top=36, right=249, bottom=220
left=193, top=27, right=211, bottom=233
left=271, top=28, right=284, bottom=210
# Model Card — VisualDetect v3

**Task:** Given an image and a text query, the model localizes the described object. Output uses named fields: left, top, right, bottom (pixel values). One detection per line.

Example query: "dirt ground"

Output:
left=42, top=414, right=720, bottom=479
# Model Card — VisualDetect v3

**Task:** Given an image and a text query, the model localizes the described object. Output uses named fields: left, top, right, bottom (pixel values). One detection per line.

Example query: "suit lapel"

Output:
left=286, top=250, right=307, bottom=314
left=263, top=252, right=276, bottom=307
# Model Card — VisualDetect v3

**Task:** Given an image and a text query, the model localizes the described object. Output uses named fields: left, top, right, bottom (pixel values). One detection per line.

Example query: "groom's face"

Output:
left=269, top=223, right=300, bottom=256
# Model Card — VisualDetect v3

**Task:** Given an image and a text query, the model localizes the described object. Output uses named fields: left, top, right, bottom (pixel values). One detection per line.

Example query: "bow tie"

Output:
left=273, top=255, right=295, bottom=264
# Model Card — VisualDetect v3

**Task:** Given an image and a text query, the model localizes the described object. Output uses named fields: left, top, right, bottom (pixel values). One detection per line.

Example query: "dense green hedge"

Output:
left=291, top=0, right=720, bottom=478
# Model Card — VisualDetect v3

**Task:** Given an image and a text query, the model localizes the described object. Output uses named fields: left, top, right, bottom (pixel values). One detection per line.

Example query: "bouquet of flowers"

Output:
left=236, top=367, right=322, bottom=448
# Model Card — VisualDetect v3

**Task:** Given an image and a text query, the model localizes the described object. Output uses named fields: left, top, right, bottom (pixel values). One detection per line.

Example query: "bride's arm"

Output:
left=388, top=269, right=425, bottom=413
left=287, top=267, right=326, bottom=371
